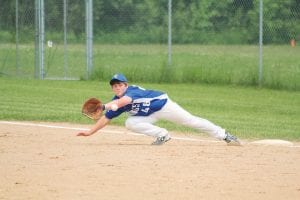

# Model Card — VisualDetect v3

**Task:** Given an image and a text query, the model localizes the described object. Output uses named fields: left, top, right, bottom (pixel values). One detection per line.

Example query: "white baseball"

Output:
left=111, top=104, right=118, bottom=111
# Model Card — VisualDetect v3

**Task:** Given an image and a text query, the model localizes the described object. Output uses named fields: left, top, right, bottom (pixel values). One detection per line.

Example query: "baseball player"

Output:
left=77, top=73, right=241, bottom=145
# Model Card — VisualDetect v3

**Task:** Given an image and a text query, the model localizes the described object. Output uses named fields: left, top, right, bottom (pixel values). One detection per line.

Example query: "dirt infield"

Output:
left=1, top=121, right=300, bottom=200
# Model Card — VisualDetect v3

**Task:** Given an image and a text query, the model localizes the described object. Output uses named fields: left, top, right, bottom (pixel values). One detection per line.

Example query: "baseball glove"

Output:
left=81, top=98, right=104, bottom=120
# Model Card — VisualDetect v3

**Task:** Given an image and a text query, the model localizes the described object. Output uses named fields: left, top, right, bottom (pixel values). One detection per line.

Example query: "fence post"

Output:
left=40, top=0, right=45, bottom=79
left=15, top=0, right=20, bottom=76
left=86, top=0, right=93, bottom=79
left=35, top=0, right=45, bottom=79
left=168, top=0, right=172, bottom=66
left=34, top=0, right=39, bottom=78
left=63, top=0, right=68, bottom=79
left=258, top=0, right=263, bottom=86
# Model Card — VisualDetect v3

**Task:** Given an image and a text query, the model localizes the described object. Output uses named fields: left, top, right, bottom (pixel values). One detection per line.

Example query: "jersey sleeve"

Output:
left=105, top=109, right=123, bottom=119
left=104, top=95, right=131, bottom=119
left=124, top=86, right=142, bottom=100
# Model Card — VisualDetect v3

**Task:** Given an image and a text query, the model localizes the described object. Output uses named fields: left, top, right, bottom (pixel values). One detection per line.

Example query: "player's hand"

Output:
left=76, top=132, right=91, bottom=137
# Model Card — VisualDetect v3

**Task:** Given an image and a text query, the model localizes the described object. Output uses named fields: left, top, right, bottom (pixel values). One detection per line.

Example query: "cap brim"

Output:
left=110, top=79, right=126, bottom=85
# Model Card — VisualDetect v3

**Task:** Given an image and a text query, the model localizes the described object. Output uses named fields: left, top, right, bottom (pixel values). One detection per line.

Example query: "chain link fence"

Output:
left=261, top=0, right=300, bottom=89
left=0, top=0, right=299, bottom=89
left=42, top=0, right=86, bottom=80
left=0, top=0, right=35, bottom=78
left=0, top=0, right=86, bottom=79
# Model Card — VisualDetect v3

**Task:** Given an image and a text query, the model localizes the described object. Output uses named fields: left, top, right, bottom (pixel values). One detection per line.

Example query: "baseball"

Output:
left=111, top=104, right=118, bottom=111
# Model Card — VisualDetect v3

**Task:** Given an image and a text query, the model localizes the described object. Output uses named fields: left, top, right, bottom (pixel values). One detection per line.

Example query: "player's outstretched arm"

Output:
left=77, top=115, right=111, bottom=136
left=105, top=96, right=132, bottom=111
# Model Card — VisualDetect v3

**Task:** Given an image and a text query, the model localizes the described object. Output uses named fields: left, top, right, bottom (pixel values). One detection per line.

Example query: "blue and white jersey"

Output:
left=105, top=85, right=168, bottom=119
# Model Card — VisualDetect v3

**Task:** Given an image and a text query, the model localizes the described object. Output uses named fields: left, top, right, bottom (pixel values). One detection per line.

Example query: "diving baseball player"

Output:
left=77, top=73, right=241, bottom=145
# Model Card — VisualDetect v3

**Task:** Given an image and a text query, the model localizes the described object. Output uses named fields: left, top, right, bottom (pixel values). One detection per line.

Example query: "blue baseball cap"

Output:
left=109, top=73, right=128, bottom=85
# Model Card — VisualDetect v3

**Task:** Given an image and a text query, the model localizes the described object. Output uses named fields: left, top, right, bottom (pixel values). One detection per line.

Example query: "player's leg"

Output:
left=154, top=98, right=240, bottom=145
left=153, top=98, right=227, bottom=140
left=125, top=116, right=171, bottom=145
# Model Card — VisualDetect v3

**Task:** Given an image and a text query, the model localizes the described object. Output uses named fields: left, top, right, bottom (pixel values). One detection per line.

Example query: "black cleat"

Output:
left=224, top=132, right=241, bottom=146
left=151, top=135, right=171, bottom=145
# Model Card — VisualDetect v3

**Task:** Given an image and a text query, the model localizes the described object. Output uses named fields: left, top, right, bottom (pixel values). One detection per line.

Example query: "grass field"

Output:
left=1, top=44, right=299, bottom=90
left=0, top=77, right=299, bottom=140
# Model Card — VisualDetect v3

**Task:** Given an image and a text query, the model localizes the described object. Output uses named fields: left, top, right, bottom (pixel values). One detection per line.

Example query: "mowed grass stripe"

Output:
left=0, top=78, right=299, bottom=140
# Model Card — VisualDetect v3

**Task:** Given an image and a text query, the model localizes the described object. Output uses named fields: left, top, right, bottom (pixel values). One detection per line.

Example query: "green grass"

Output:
left=1, top=44, right=299, bottom=90
left=0, top=77, right=299, bottom=140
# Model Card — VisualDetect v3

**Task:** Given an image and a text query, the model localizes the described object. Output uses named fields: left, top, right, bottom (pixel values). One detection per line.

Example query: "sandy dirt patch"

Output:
left=0, top=121, right=300, bottom=200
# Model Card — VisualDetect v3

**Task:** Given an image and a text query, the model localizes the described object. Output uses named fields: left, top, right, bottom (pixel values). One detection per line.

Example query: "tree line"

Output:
left=0, top=0, right=299, bottom=44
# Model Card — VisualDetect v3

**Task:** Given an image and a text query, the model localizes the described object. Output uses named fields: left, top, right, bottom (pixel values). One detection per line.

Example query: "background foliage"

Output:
left=0, top=0, right=299, bottom=90
left=1, top=0, right=300, bottom=44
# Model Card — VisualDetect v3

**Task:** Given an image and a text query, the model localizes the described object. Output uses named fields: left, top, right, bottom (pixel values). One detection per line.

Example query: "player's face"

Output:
left=111, top=82, right=128, bottom=97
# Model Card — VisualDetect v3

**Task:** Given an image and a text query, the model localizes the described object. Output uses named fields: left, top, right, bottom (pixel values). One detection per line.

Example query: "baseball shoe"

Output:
left=224, top=132, right=241, bottom=146
left=151, top=135, right=171, bottom=145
